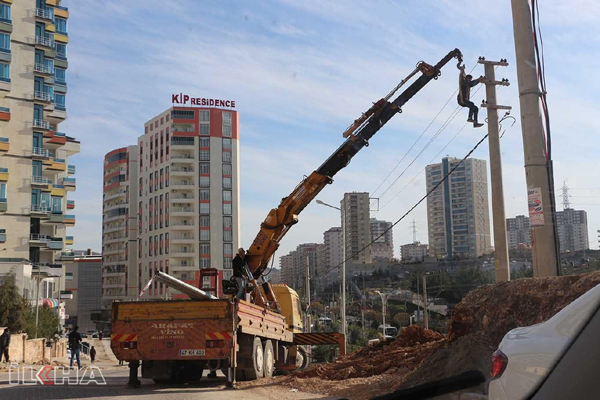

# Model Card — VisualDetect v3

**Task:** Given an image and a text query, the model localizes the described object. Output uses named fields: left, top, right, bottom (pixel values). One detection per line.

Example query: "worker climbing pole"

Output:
left=457, top=60, right=485, bottom=128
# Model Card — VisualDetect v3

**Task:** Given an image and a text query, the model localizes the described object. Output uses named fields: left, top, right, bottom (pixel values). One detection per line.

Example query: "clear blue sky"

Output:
left=66, top=0, right=600, bottom=258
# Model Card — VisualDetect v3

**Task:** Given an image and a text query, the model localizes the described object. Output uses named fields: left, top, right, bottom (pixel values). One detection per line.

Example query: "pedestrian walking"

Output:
left=69, top=326, right=82, bottom=369
left=0, top=328, right=11, bottom=363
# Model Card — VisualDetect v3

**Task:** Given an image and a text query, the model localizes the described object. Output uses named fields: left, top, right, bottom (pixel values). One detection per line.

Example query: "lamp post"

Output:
left=374, top=289, right=401, bottom=339
left=316, top=199, right=346, bottom=348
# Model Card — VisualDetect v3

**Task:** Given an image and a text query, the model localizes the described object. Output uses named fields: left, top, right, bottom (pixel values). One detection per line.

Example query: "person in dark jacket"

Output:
left=89, top=346, right=96, bottom=364
left=0, top=328, right=10, bottom=363
left=232, top=248, right=248, bottom=300
left=457, top=65, right=484, bottom=128
left=69, top=326, right=82, bottom=369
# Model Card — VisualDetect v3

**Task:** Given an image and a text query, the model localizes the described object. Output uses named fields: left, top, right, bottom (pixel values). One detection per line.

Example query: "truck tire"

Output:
left=297, top=346, right=309, bottom=371
left=263, top=340, right=275, bottom=378
left=243, top=336, right=264, bottom=380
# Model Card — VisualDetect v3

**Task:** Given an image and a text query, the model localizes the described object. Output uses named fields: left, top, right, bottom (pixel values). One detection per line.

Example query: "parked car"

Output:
left=489, top=283, right=600, bottom=400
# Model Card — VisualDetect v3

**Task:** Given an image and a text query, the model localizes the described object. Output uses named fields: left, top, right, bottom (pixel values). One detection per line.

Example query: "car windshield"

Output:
left=0, top=1, right=598, bottom=399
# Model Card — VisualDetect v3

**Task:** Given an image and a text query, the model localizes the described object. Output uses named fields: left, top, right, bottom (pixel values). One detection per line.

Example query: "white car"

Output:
left=489, top=283, right=600, bottom=400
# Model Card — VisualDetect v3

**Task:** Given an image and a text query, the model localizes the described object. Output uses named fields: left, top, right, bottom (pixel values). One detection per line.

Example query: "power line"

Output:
left=325, top=131, right=491, bottom=277
left=371, top=63, right=479, bottom=199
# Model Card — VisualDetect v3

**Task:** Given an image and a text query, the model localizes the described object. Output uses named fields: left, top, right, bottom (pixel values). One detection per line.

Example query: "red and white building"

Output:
left=136, top=106, right=241, bottom=297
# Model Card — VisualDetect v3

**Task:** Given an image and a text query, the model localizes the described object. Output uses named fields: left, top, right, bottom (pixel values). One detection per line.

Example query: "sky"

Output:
left=65, top=0, right=600, bottom=261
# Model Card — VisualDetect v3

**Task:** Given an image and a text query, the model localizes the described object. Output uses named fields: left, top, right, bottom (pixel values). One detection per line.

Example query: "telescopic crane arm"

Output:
left=246, top=49, right=463, bottom=283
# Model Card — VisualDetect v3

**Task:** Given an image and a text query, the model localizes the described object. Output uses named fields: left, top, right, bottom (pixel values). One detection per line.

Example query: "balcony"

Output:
left=30, top=233, right=51, bottom=246
left=64, top=214, right=75, bottom=226
left=104, top=189, right=127, bottom=201
left=171, top=206, right=194, bottom=216
left=30, top=204, right=51, bottom=217
left=103, top=235, right=125, bottom=245
left=104, top=265, right=126, bottom=276
left=170, top=263, right=196, bottom=271
left=45, top=157, right=66, bottom=172
left=171, top=221, right=195, bottom=230
left=169, top=248, right=195, bottom=257
left=0, top=229, right=5, bottom=243
left=62, top=177, right=76, bottom=190
left=103, top=282, right=125, bottom=289
left=103, top=223, right=126, bottom=234
left=103, top=246, right=125, bottom=256
left=0, top=167, right=7, bottom=181
left=31, top=175, right=52, bottom=188
left=47, top=238, right=64, bottom=250
left=171, top=167, right=195, bottom=176
left=35, top=35, right=54, bottom=49
left=58, top=251, right=75, bottom=261
left=35, top=7, right=54, bottom=21
left=170, top=180, right=194, bottom=189
left=170, top=234, right=195, bottom=244
left=171, top=137, right=195, bottom=148
left=43, top=213, right=64, bottom=224
left=32, top=147, right=52, bottom=160
left=43, top=131, right=66, bottom=148
left=65, top=235, right=74, bottom=245
left=67, top=199, right=74, bottom=210
left=170, top=193, right=195, bottom=203
left=0, top=198, right=6, bottom=213
left=34, top=90, right=52, bottom=103
left=170, top=154, right=194, bottom=163
left=68, top=164, right=75, bottom=175
left=33, top=119, right=53, bottom=131
left=0, top=137, right=9, bottom=152
left=59, top=291, right=73, bottom=300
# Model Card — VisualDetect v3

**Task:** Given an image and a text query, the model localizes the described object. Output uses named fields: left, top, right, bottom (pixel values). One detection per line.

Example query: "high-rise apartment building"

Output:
left=279, top=254, right=294, bottom=288
left=0, top=1, right=78, bottom=305
left=426, top=157, right=490, bottom=259
left=506, top=215, right=531, bottom=249
left=556, top=208, right=589, bottom=253
left=341, top=192, right=371, bottom=264
left=101, top=146, right=138, bottom=308
left=323, top=227, right=343, bottom=286
left=137, top=106, right=240, bottom=297
left=370, top=218, right=394, bottom=261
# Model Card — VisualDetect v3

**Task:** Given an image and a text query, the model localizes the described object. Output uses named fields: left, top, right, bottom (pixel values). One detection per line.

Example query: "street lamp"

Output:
left=374, top=289, right=401, bottom=339
left=316, top=199, right=346, bottom=348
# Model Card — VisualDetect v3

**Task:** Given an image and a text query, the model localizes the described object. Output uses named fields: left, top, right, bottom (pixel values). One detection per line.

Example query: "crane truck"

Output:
left=111, top=48, right=464, bottom=387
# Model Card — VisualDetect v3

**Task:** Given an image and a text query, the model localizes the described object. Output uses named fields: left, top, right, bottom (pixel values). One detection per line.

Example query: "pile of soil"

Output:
left=296, top=325, right=445, bottom=380
left=448, top=271, right=600, bottom=347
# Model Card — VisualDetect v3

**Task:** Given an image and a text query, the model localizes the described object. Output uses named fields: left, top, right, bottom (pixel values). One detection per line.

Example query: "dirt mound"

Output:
left=449, top=271, right=600, bottom=346
left=296, top=325, right=445, bottom=381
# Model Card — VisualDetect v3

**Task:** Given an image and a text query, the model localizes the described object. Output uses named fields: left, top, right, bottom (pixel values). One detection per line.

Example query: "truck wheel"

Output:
left=297, top=346, right=309, bottom=371
left=244, top=336, right=264, bottom=380
left=263, top=340, right=275, bottom=378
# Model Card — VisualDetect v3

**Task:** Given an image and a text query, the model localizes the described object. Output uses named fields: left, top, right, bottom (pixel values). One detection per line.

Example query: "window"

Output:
left=222, top=138, right=232, bottom=150
left=200, top=258, right=211, bottom=269
left=223, top=177, right=232, bottom=189
left=200, top=244, right=210, bottom=255
left=222, top=112, right=231, bottom=125
left=200, top=216, right=210, bottom=227
left=200, top=176, right=210, bottom=188
left=200, top=189, right=210, bottom=200
left=165, top=167, right=169, bottom=186
left=0, top=33, right=10, bottom=53
left=223, top=216, right=232, bottom=228
left=223, top=258, right=232, bottom=269
left=0, top=4, right=10, bottom=22
left=222, top=125, right=231, bottom=137
left=0, top=62, right=8, bottom=82
left=160, top=169, right=164, bottom=189
left=0, top=182, right=6, bottom=199
left=223, top=203, right=232, bottom=215
left=200, top=111, right=210, bottom=122
left=139, top=177, right=143, bottom=196
left=200, top=230, right=210, bottom=241
left=222, top=151, right=232, bottom=162
left=199, top=124, right=210, bottom=135
left=199, top=150, right=210, bottom=161
left=56, top=43, right=67, bottom=59
left=55, top=67, right=66, bottom=84
left=223, top=243, right=233, bottom=256
left=54, top=94, right=66, bottom=110
left=223, top=230, right=232, bottom=242
left=149, top=236, right=153, bottom=256
left=149, top=173, right=153, bottom=193
left=165, top=233, right=169, bottom=254
left=51, top=196, right=61, bottom=213
left=199, top=163, right=210, bottom=175
left=55, top=17, right=67, bottom=34
left=199, top=137, right=210, bottom=148
left=222, top=164, right=232, bottom=176
left=159, top=234, right=163, bottom=255
left=200, top=202, right=210, bottom=214
left=223, top=190, right=232, bottom=202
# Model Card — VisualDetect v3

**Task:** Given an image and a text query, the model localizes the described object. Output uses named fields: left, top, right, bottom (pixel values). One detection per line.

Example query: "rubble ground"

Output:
left=244, top=271, right=600, bottom=399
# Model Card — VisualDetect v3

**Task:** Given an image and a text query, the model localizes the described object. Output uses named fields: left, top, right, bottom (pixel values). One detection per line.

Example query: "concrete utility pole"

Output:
left=511, top=0, right=559, bottom=276
left=305, top=255, right=311, bottom=333
left=422, top=275, right=429, bottom=330
left=479, top=57, right=511, bottom=282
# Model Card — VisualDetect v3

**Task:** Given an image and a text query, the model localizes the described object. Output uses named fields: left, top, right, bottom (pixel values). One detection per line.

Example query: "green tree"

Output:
left=393, top=312, right=410, bottom=327
left=0, top=274, right=26, bottom=331
left=23, top=305, right=60, bottom=339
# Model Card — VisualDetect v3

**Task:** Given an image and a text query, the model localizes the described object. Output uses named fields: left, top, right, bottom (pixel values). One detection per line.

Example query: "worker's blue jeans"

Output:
left=235, top=277, right=247, bottom=300
left=70, top=348, right=81, bottom=369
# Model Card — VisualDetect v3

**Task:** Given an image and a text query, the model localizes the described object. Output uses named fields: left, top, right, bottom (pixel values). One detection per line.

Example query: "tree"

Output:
left=23, top=305, right=60, bottom=339
left=0, top=274, right=26, bottom=331
left=393, top=312, right=410, bottom=327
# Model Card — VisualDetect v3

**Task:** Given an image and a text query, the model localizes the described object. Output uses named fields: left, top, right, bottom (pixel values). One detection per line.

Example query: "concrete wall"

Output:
left=1, top=330, right=67, bottom=364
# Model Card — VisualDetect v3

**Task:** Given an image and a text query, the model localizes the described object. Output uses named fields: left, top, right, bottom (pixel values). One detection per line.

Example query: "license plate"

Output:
left=179, top=349, right=205, bottom=356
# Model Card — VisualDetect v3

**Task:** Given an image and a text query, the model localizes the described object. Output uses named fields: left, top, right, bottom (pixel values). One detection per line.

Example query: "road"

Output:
left=0, top=367, right=330, bottom=400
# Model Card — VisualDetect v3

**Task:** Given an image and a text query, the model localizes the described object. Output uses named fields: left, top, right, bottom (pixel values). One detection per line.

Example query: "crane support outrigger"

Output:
left=246, top=49, right=463, bottom=311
